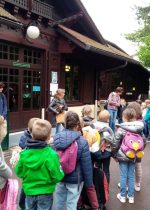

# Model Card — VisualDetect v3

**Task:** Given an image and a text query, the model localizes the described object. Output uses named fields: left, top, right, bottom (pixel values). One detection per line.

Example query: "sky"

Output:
left=81, top=0, right=150, bottom=56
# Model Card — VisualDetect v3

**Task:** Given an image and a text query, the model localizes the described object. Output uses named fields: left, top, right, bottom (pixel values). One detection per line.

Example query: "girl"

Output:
left=54, top=111, right=98, bottom=210
left=48, top=88, right=68, bottom=134
left=0, top=117, right=12, bottom=204
left=113, top=108, right=145, bottom=204
left=128, top=101, right=147, bottom=191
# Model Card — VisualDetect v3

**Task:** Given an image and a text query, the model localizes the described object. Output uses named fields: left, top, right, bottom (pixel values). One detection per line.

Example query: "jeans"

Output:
left=25, top=194, right=53, bottom=210
left=55, top=182, right=82, bottom=210
left=147, top=123, right=150, bottom=140
left=108, top=109, right=117, bottom=131
left=56, top=123, right=63, bottom=134
left=119, top=161, right=135, bottom=197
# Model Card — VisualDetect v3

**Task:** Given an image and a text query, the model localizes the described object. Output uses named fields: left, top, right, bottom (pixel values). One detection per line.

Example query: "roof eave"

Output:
left=0, top=16, right=23, bottom=29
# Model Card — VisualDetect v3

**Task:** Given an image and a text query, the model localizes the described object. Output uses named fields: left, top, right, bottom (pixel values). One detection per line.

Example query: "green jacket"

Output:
left=15, top=146, right=64, bottom=195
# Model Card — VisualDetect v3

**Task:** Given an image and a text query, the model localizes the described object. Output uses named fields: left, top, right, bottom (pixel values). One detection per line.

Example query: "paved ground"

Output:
left=4, top=143, right=150, bottom=210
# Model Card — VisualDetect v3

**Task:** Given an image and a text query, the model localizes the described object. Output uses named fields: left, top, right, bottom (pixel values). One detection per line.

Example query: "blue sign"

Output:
left=33, top=86, right=40, bottom=92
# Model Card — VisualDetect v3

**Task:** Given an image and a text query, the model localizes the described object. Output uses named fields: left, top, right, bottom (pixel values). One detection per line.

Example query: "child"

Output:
left=17, top=117, right=39, bottom=210
left=48, top=88, right=68, bottom=134
left=117, top=98, right=127, bottom=124
left=144, top=99, right=150, bottom=141
left=54, top=111, right=98, bottom=210
left=82, top=104, right=95, bottom=126
left=141, top=101, right=147, bottom=118
left=93, top=110, right=114, bottom=184
left=113, top=108, right=144, bottom=204
left=15, top=119, right=64, bottom=210
left=127, top=101, right=147, bottom=191
left=19, top=117, right=39, bottom=149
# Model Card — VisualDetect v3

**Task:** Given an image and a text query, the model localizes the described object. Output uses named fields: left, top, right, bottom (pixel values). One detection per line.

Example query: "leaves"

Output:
left=125, top=4, right=150, bottom=67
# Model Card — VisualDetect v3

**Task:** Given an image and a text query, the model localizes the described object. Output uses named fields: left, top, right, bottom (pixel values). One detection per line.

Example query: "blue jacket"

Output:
left=0, top=93, right=7, bottom=119
left=144, top=108, right=150, bottom=124
left=19, top=129, right=32, bottom=149
left=54, top=129, right=93, bottom=187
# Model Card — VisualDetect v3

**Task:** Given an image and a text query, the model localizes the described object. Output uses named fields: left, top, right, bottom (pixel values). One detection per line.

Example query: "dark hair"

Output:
left=115, top=87, right=123, bottom=93
left=122, top=108, right=136, bottom=122
left=0, top=82, right=5, bottom=88
left=127, top=101, right=142, bottom=119
left=65, top=111, right=80, bottom=130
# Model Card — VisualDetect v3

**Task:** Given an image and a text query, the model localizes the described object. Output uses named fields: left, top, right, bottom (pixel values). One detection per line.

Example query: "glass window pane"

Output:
left=23, top=84, right=32, bottom=110
left=9, top=83, right=18, bottom=112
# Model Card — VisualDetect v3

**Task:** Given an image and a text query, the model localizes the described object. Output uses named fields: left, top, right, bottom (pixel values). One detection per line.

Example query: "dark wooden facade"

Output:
left=0, top=0, right=149, bottom=132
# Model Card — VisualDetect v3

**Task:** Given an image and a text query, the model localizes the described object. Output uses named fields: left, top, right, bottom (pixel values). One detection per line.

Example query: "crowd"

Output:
left=0, top=85, right=150, bottom=210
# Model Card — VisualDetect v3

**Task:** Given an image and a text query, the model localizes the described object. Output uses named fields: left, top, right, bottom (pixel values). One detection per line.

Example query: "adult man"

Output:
left=107, top=87, right=123, bottom=131
left=0, top=82, right=7, bottom=120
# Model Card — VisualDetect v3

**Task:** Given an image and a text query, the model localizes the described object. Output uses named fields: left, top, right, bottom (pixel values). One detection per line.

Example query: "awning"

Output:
left=0, top=7, right=23, bottom=28
left=57, top=24, right=139, bottom=64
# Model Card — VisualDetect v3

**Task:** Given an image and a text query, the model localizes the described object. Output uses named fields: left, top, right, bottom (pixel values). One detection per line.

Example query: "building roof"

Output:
left=58, top=24, right=139, bottom=63
left=0, top=7, right=18, bottom=22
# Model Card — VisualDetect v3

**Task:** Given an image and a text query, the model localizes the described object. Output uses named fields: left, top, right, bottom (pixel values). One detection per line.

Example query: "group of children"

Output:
left=7, top=99, right=148, bottom=210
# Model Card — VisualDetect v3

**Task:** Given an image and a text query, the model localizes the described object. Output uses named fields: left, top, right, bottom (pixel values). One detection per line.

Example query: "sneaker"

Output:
left=118, top=182, right=128, bottom=191
left=135, top=184, right=141, bottom=192
left=127, top=194, right=134, bottom=204
left=117, top=193, right=126, bottom=203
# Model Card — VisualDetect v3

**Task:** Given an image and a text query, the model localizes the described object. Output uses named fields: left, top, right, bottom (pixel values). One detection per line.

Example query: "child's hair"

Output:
left=32, top=119, right=52, bottom=141
left=28, top=118, right=40, bottom=133
left=0, top=82, right=5, bottom=88
left=127, top=101, right=142, bottom=119
left=65, top=111, right=80, bottom=130
left=82, top=105, right=92, bottom=116
left=145, top=99, right=150, bottom=105
left=122, top=108, right=137, bottom=122
left=98, top=110, right=110, bottom=122
left=54, top=88, right=65, bottom=99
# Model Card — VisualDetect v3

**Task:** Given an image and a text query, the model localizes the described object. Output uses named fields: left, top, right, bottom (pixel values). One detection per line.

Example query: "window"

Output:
left=0, top=68, right=19, bottom=112
left=0, top=43, right=19, bottom=61
left=24, top=49, right=41, bottom=64
left=23, top=70, right=41, bottom=110
left=65, top=65, right=79, bottom=101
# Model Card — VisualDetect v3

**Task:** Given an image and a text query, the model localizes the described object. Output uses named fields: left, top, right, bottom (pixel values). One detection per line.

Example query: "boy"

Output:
left=15, top=119, right=64, bottom=210
left=19, top=117, right=39, bottom=149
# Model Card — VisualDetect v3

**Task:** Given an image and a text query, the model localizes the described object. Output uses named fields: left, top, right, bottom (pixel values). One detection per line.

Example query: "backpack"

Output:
left=56, top=141, right=78, bottom=174
left=1, top=179, right=19, bottom=210
left=121, top=131, right=144, bottom=159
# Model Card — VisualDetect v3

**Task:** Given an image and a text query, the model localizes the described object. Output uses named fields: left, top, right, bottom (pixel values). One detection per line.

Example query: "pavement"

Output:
left=4, top=143, right=150, bottom=210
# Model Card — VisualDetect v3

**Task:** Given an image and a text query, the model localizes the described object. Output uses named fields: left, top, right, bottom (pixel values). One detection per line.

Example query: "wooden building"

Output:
left=0, top=0, right=149, bottom=132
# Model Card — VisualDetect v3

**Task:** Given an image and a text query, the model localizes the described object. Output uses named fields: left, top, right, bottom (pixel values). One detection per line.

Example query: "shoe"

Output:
left=118, top=182, right=128, bottom=191
left=135, top=184, right=141, bottom=192
left=127, top=195, right=134, bottom=204
left=117, top=193, right=126, bottom=203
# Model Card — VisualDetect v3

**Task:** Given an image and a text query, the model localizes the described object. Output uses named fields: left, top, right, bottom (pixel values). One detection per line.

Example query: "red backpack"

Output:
left=1, top=179, right=19, bottom=210
left=56, top=141, right=78, bottom=174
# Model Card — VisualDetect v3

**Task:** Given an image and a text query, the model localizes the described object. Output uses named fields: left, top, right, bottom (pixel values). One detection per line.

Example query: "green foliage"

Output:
left=125, top=4, right=150, bottom=67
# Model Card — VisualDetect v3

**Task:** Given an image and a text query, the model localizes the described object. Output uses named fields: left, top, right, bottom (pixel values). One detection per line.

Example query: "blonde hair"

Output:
left=55, top=88, right=65, bottom=99
left=28, top=118, right=40, bottom=133
left=32, top=119, right=52, bottom=141
left=82, top=105, right=92, bottom=116
left=98, top=110, right=110, bottom=122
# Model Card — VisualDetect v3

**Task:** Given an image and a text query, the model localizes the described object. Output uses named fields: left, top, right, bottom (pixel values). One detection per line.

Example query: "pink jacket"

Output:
left=107, top=92, right=121, bottom=110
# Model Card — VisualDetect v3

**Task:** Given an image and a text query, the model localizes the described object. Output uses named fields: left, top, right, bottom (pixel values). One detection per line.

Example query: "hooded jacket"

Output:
left=0, top=93, right=7, bottom=119
left=15, top=140, right=64, bottom=195
left=19, top=129, right=32, bottom=149
left=54, top=129, right=93, bottom=187
left=112, top=121, right=145, bottom=162
left=0, top=145, right=12, bottom=189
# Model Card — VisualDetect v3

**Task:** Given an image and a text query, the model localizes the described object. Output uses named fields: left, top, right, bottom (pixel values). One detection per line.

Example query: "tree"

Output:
left=125, top=4, right=150, bottom=67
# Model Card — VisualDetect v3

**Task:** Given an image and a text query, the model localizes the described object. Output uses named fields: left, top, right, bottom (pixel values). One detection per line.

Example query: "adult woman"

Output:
left=48, top=88, right=68, bottom=134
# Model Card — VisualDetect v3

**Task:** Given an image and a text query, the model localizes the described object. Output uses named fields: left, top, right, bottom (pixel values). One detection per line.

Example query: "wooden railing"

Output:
left=5, top=0, right=53, bottom=19
left=32, top=0, right=53, bottom=19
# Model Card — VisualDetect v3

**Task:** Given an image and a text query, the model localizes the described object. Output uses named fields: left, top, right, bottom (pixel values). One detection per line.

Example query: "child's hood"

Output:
left=116, top=121, right=144, bottom=133
left=20, top=146, right=52, bottom=169
left=54, top=129, right=81, bottom=150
